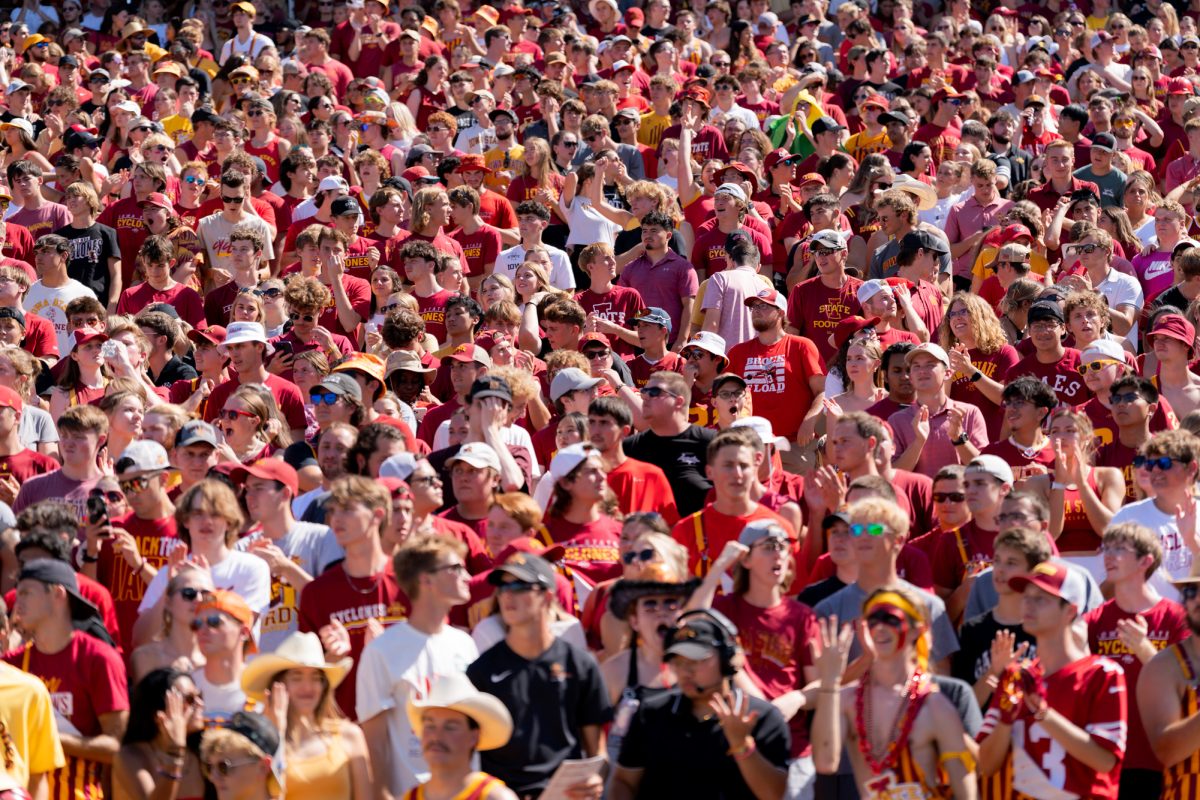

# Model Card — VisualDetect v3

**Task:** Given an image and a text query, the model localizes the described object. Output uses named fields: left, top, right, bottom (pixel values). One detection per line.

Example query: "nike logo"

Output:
left=491, top=671, right=512, bottom=682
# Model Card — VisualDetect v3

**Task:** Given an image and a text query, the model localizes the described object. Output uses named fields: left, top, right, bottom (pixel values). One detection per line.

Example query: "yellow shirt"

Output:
left=843, top=129, right=889, bottom=164
left=483, top=144, right=524, bottom=192
left=638, top=110, right=672, bottom=148
left=971, top=245, right=1051, bottom=281
left=160, top=114, right=193, bottom=145
left=0, top=661, right=65, bottom=789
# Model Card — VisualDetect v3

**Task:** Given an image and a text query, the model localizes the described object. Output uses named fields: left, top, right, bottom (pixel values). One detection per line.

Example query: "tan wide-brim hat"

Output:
left=891, top=174, right=938, bottom=212
left=240, top=632, right=352, bottom=701
left=407, top=673, right=513, bottom=751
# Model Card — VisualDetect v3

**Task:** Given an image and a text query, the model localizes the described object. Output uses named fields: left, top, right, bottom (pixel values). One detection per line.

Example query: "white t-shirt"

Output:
left=140, top=550, right=272, bottom=640
left=197, top=213, right=276, bottom=276
left=1109, top=497, right=1189, bottom=599
left=192, top=669, right=249, bottom=724
left=235, top=521, right=344, bottom=652
left=25, top=278, right=96, bottom=356
left=494, top=243, right=575, bottom=290
left=1095, top=267, right=1145, bottom=343
left=560, top=197, right=622, bottom=249
left=355, top=621, right=479, bottom=796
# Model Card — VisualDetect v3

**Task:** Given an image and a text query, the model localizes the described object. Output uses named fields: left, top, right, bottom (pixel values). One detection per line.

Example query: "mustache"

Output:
left=423, top=742, right=451, bottom=754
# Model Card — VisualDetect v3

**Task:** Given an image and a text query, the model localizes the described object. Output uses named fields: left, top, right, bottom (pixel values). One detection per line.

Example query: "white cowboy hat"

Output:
left=407, top=673, right=513, bottom=751
left=240, top=632, right=352, bottom=700
left=892, top=173, right=939, bottom=212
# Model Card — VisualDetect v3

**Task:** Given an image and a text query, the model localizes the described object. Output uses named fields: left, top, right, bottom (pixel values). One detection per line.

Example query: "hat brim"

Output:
left=608, top=577, right=701, bottom=619
left=1008, top=575, right=1068, bottom=603
left=220, top=337, right=274, bottom=356
left=241, top=653, right=352, bottom=701
left=407, top=691, right=513, bottom=751
left=665, top=641, right=717, bottom=661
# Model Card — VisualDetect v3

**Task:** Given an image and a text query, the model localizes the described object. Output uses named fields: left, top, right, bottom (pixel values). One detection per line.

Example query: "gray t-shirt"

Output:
left=1074, top=165, right=1127, bottom=208
left=19, top=406, right=59, bottom=451
left=814, top=579, right=960, bottom=663
left=235, top=520, right=344, bottom=652
left=964, top=558, right=1104, bottom=620
left=869, top=237, right=952, bottom=280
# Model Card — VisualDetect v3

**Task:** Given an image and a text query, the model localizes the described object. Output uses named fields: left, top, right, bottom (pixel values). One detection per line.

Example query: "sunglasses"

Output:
left=562, top=140, right=579, bottom=148
left=1078, top=358, right=1121, bottom=375
left=1110, top=391, right=1144, bottom=405
left=933, top=491, right=966, bottom=503
left=584, top=349, right=610, bottom=359
left=866, top=610, right=906, bottom=629
left=641, top=386, right=676, bottom=399
left=219, top=408, right=258, bottom=421
left=811, top=245, right=840, bottom=256
left=119, top=475, right=155, bottom=494
left=496, top=580, right=539, bottom=594
left=310, top=392, right=342, bottom=405
left=184, top=174, right=206, bottom=186
left=254, top=288, right=282, bottom=299
left=202, top=758, right=260, bottom=778
left=247, top=109, right=267, bottom=117
left=222, top=195, right=244, bottom=205
left=289, top=312, right=317, bottom=323
left=1071, top=243, right=1102, bottom=254
left=191, top=614, right=228, bottom=631
left=381, top=302, right=400, bottom=314
left=1182, top=584, right=1200, bottom=602
left=175, top=586, right=212, bottom=602
left=88, top=489, right=124, bottom=503
left=1133, top=455, right=1178, bottom=471
left=639, top=596, right=683, bottom=612
left=850, top=523, right=887, bottom=537
left=622, top=547, right=656, bottom=565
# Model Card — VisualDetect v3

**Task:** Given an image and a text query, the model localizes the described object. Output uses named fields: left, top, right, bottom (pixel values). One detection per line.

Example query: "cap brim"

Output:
left=487, top=563, right=540, bottom=586
left=1008, top=574, right=1066, bottom=602
left=665, top=641, right=717, bottom=661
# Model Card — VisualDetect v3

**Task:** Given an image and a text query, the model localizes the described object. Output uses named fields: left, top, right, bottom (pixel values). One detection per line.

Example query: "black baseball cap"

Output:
left=18, top=558, right=99, bottom=622
left=468, top=375, right=513, bottom=404
left=664, top=615, right=737, bottom=661
left=225, top=711, right=280, bottom=759
left=191, top=107, right=220, bottom=126
left=899, top=229, right=950, bottom=256
left=1028, top=300, right=1065, bottom=324
left=811, top=116, right=845, bottom=136
left=0, top=307, right=26, bottom=327
left=488, top=551, right=557, bottom=590
left=330, top=196, right=360, bottom=217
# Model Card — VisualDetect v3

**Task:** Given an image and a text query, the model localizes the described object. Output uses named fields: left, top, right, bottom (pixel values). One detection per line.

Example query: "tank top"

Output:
left=1057, top=469, right=1102, bottom=554
left=1163, top=643, right=1200, bottom=800
left=403, top=774, right=505, bottom=800
left=284, top=727, right=352, bottom=800
left=70, top=381, right=108, bottom=408
left=861, top=687, right=949, bottom=800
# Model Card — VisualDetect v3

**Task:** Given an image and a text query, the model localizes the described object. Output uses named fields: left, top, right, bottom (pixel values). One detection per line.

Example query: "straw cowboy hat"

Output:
left=240, top=632, right=353, bottom=701
left=891, top=173, right=939, bottom=212
left=407, top=673, right=513, bottom=751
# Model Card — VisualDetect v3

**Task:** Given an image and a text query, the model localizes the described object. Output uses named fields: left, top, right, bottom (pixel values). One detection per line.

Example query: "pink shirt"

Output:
left=888, top=397, right=990, bottom=479
left=945, top=195, right=1013, bottom=277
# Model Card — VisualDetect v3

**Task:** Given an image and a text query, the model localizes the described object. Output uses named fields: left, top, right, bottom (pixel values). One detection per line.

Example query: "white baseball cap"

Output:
left=967, top=454, right=1014, bottom=487
left=731, top=416, right=791, bottom=451
left=446, top=442, right=501, bottom=472
left=1080, top=338, right=1126, bottom=364
left=714, top=183, right=748, bottom=203
left=548, top=443, right=599, bottom=482
left=857, top=279, right=893, bottom=305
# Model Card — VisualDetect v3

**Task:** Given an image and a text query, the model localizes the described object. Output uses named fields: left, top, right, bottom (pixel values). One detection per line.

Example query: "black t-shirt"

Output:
left=55, top=222, right=120, bottom=306
left=613, top=226, right=685, bottom=259
left=283, top=437, right=318, bottom=471
left=623, top=425, right=716, bottom=516
left=1154, top=285, right=1189, bottom=313
left=950, top=609, right=1037, bottom=700
left=797, top=576, right=847, bottom=609
left=150, top=355, right=197, bottom=387
left=466, top=637, right=612, bottom=797
left=618, top=688, right=790, bottom=799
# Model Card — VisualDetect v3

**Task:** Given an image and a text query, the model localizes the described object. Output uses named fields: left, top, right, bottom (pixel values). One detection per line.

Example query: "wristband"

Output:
left=81, top=552, right=99, bottom=564
left=729, top=738, right=757, bottom=761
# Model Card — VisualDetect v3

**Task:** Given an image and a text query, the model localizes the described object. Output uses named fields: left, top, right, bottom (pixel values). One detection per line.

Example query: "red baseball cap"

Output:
left=797, top=172, right=827, bottom=188
left=861, top=93, right=890, bottom=110
left=188, top=325, right=226, bottom=347
left=0, top=385, right=22, bottom=413
left=763, top=148, right=801, bottom=172
left=579, top=332, right=612, bottom=349
left=71, top=327, right=108, bottom=351
left=139, top=192, right=174, bottom=212
left=1009, top=561, right=1081, bottom=608
left=493, top=536, right=565, bottom=566
left=378, top=477, right=413, bottom=499
left=830, top=315, right=881, bottom=352
left=230, top=457, right=299, bottom=498
left=1169, top=77, right=1195, bottom=96
left=1149, top=313, right=1196, bottom=354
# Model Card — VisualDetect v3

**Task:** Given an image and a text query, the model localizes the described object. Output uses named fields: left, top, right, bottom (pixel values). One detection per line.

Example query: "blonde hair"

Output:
left=176, top=479, right=245, bottom=547
left=847, top=496, right=910, bottom=542
left=939, top=292, right=1009, bottom=354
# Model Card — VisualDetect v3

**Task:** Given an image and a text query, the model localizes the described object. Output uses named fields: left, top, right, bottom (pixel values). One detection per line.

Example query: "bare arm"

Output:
left=929, top=695, right=978, bottom=800
left=1140, top=646, right=1200, bottom=768
left=340, top=721, right=374, bottom=800
left=359, top=714, right=397, bottom=800
left=61, top=710, right=127, bottom=764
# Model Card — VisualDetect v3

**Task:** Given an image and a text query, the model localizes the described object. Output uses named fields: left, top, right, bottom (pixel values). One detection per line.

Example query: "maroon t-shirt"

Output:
left=116, top=281, right=206, bottom=328
left=415, top=288, right=456, bottom=344
left=575, top=286, right=646, bottom=357
left=786, top=275, right=863, bottom=365
left=949, top=345, right=1021, bottom=441
left=981, top=437, right=1056, bottom=482
left=449, top=224, right=504, bottom=278
left=96, top=512, right=180, bottom=654
left=625, top=351, right=685, bottom=388
left=542, top=514, right=622, bottom=587
left=1003, top=347, right=1087, bottom=406
left=203, top=372, right=307, bottom=433
left=97, top=195, right=149, bottom=287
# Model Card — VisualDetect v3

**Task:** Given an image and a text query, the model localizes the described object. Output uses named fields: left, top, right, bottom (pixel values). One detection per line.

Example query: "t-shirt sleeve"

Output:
left=354, top=638, right=396, bottom=721
left=278, top=385, right=308, bottom=431
left=103, top=226, right=121, bottom=261
left=700, top=272, right=724, bottom=311
left=931, top=535, right=964, bottom=592
left=90, top=641, right=131, bottom=715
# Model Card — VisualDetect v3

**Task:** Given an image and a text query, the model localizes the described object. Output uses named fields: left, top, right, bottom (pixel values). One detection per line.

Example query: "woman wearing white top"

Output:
left=218, top=1, right=274, bottom=65
left=134, top=479, right=271, bottom=646
left=559, top=161, right=622, bottom=251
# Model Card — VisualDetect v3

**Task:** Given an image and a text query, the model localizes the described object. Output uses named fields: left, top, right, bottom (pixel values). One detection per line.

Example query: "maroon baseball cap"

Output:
left=493, top=536, right=565, bottom=565
left=830, top=315, right=881, bottom=352
left=138, top=192, right=174, bottom=212
left=1149, top=313, right=1196, bottom=353
left=188, top=325, right=226, bottom=347
left=1169, top=77, right=1195, bottom=96
left=763, top=148, right=801, bottom=172
left=1009, top=561, right=1084, bottom=609
left=230, top=458, right=299, bottom=498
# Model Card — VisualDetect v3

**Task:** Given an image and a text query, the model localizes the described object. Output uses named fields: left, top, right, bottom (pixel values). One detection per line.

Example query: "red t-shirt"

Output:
left=95, top=512, right=179, bottom=654
left=931, top=520, right=1001, bottom=593
left=575, top=287, right=646, bottom=357
left=725, top=334, right=825, bottom=440
left=979, top=655, right=1126, bottom=800
left=981, top=437, right=1057, bottom=482
left=97, top=195, right=149, bottom=288
left=949, top=345, right=1021, bottom=441
left=4, top=572, right=122, bottom=652
left=786, top=275, right=862, bottom=365
left=624, top=351, right=685, bottom=388
left=606, top=457, right=679, bottom=525
left=4, top=630, right=128, bottom=800
left=415, top=288, right=456, bottom=345
left=478, top=189, right=518, bottom=231
left=689, top=225, right=774, bottom=276
left=0, top=448, right=58, bottom=482
left=449, top=224, right=504, bottom=278
left=115, top=281, right=206, bottom=328
left=1004, top=347, right=1088, bottom=406
left=315, top=274, right=372, bottom=340
left=671, top=504, right=795, bottom=579
left=542, top=515, right=622, bottom=587
left=1085, top=597, right=1188, bottom=771
left=714, top=593, right=817, bottom=757
left=21, top=311, right=58, bottom=359
left=204, top=372, right=307, bottom=433
left=297, top=561, right=410, bottom=720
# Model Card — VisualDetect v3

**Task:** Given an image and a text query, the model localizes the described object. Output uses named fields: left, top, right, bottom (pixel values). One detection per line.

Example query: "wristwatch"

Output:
left=968, top=370, right=983, bottom=383
left=81, top=551, right=99, bottom=564
left=951, top=433, right=969, bottom=446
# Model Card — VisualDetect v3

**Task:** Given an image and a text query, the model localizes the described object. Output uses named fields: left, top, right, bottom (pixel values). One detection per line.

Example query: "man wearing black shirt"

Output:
left=467, top=552, right=610, bottom=799
left=137, top=309, right=197, bottom=388
left=55, top=183, right=120, bottom=310
left=623, top=371, right=715, bottom=516
left=612, top=609, right=790, bottom=799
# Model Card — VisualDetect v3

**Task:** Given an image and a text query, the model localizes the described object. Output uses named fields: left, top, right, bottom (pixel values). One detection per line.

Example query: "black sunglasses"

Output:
left=190, top=614, right=228, bottom=631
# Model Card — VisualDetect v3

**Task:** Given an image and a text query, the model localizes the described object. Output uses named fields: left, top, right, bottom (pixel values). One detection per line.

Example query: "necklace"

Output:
left=342, top=562, right=381, bottom=595
left=855, top=669, right=926, bottom=774
left=1008, top=434, right=1047, bottom=460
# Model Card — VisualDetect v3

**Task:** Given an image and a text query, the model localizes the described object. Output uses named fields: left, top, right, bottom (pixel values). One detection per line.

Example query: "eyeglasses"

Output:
left=219, top=408, right=258, bottom=421
left=1071, top=243, right=1102, bottom=254
left=1078, top=358, right=1121, bottom=375
left=222, top=195, right=244, bottom=205
left=190, top=614, right=228, bottom=631
left=119, top=475, right=155, bottom=494
left=88, top=488, right=123, bottom=503
left=639, top=596, right=683, bottom=612
left=1110, top=391, right=1144, bottom=406
left=622, top=547, right=656, bottom=565
left=1029, top=321, right=1061, bottom=332
left=1133, top=455, right=1178, bottom=471
left=996, top=511, right=1035, bottom=524
left=682, top=349, right=707, bottom=361
left=1182, top=584, right=1200, bottom=603
left=933, top=491, right=965, bottom=503
left=641, top=386, right=677, bottom=399
left=289, top=311, right=317, bottom=323
left=850, top=523, right=887, bottom=537
left=174, top=587, right=212, bottom=602
left=184, top=175, right=206, bottom=186
left=496, top=580, right=539, bottom=594
left=202, top=758, right=260, bottom=778
left=1099, top=544, right=1137, bottom=557
left=716, top=389, right=746, bottom=401
left=409, top=474, right=441, bottom=486
left=753, top=538, right=788, bottom=553
left=310, top=392, right=342, bottom=406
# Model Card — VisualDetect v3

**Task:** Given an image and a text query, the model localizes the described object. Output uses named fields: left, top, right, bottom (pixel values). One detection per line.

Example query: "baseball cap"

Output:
left=857, top=279, right=893, bottom=305
left=1091, top=132, right=1117, bottom=152
left=714, top=183, right=748, bottom=203
left=830, top=315, right=881, bottom=353
left=738, top=518, right=790, bottom=547
left=175, top=420, right=219, bottom=449
left=330, top=196, right=360, bottom=217
left=550, top=367, right=603, bottom=402
left=0, top=308, right=24, bottom=329
left=730, top=416, right=791, bottom=451
left=711, top=373, right=747, bottom=393
left=0, top=385, right=21, bottom=413
left=379, top=453, right=418, bottom=481
left=224, top=712, right=280, bottom=761
left=17, top=559, right=99, bottom=622
left=633, top=307, right=672, bottom=333
left=664, top=614, right=738, bottom=662
left=548, top=443, right=599, bottom=483
left=447, top=343, right=493, bottom=368
left=966, top=454, right=1014, bottom=487
left=811, top=116, right=845, bottom=136
left=316, top=175, right=349, bottom=193
left=1080, top=338, right=1127, bottom=363
left=1149, top=313, right=1196, bottom=353
left=447, top=442, right=501, bottom=472
left=878, top=110, right=911, bottom=127
left=139, top=192, right=174, bottom=212
left=1028, top=300, right=1065, bottom=324
left=312, top=372, right=363, bottom=403
left=899, top=229, right=950, bottom=256
left=115, top=440, right=172, bottom=477
left=680, top=331, right=728, bottom=362
left=797, top=172, right=826, bottom=188
left=763, top=148, right=801, bottom=172
left=487, top=550, right=557, bottom=591
left=188, top=326, right=226, bottom=348
left=196, top=590, right=257, bottom=652
left=811, top=229, right=847, bottom=250
left=1009, top=561, right=1087, bottom=611
left=231, top=458, right=300, bottom=498
left=744, top=287, right=788, bottom=313
left=579, top=332, right=612, bottom=351
left=904, top=342, right=951, bottom=367
left=1014, top=69, right=1036, bottom=85
left=468, top=375, right=513, bottom=404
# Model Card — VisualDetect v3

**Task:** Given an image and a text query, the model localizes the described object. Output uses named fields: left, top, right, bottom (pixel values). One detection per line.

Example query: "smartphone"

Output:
left=86, top=495, right=109, bottom=527
left=273, top=341, right=293, bottom=359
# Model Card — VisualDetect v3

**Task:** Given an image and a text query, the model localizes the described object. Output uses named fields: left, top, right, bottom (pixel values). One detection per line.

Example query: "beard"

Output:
left=752, top=317, right=773, bottom=333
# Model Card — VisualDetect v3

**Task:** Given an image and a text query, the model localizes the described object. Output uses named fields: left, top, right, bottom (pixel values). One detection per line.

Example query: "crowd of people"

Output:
left=9, top=0, right=1200, bottom=798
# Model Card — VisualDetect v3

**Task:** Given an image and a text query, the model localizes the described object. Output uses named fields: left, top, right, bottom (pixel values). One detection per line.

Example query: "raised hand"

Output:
left=946, top=405, right=965, bottom=441
left=811, top=615, right=852, bottom=688
left=912, top=404, right=931, bottom=441
left=156, top=687, right=190, bottom=750
left=709, top=688, right=761, bottom=747
left=988, top=629, right=1029, bottom=678
left=319, top=618, right=352, bottom=658
left=1177, top=496, right=1200, bottom=554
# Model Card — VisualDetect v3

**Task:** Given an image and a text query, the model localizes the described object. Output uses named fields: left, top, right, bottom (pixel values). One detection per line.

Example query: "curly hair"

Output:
left=283, top=276, right=332, bottom=311
left=939, top=292, right=1009, bottom=354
